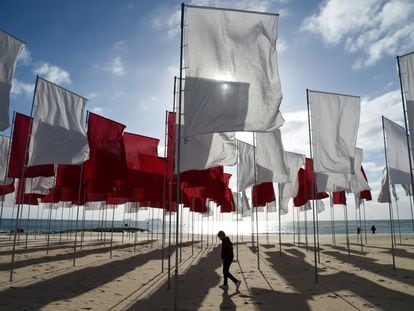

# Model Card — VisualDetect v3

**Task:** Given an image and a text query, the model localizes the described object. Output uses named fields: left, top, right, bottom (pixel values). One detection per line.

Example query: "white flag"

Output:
left=85, top=201, right=105, bottom=211
left=0, top=30, right=25, bottom=131
left=180, top=131, right=236, bottom=172
left=383, top=117, right=412, bottom=185
left=316, top=200, right=325, bottom=214
left=378, top=167, right=391, bottom=203
left=299, top=202, right=312, bottom=212
left=256, top=129, right=289, bottom=184
left=28, top=77, right=90, bottom=165
left=309, top=91, right=360, bottom=192
left=349, top=148, right=371, bottom=193
left=183, top=5, right=283, bottom=136
left=399, top=52, right=414, bottom=153
left=279, top=152, right=305, bottom=215
left=26, top=176, right=54, bottom=195
left=0, top=136, right=13, bottom=186
left=238, top=140, right=255, bottom=191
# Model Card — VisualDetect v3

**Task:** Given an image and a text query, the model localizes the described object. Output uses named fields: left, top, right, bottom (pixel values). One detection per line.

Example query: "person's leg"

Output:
left=226, top=259, right=238, bottom=284
left=223, top=259, right=231, bottom=285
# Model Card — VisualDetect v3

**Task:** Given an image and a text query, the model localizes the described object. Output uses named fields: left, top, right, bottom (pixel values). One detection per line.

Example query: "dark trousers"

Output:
left=223, top=258, right=237, bottom=285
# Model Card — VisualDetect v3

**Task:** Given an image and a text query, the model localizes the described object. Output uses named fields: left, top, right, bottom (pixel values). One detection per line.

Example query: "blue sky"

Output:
left=1, top=0, right=414, bottom=221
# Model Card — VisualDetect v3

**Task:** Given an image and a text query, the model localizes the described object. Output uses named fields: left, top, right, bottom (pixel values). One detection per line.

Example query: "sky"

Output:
left=1, top=0, right=414, bottom=223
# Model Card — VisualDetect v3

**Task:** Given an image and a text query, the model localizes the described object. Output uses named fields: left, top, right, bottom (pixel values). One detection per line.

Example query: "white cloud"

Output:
left=16, top=46, right=32, bottom=65
left=32, top=61, right=72, bottom=85
left=98, top=56, right=126, bottom=77
left=301, top=0, right=414, bottom=68
left=10, top=78, right=34, bottom=96
left=277, top=38, right=287, bottom=53
left=280, top=110, right=310, bottom=156
left=358, top=89, right=403, bottom=154
left=112, top=40, right=129, bottom=53
left=91, top=106, right=105, bottom=114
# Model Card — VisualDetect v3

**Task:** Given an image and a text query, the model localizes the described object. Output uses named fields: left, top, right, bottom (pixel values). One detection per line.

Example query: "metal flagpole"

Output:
left=297, top=207, right=301, bottom=246
left=306, top=89, right=318, bottom=283
left=357, top=200, right=364, bottom=251
left=72, top=164, right=84, bottom=267
left=292, top=205, right=296, bottom=245
left=167, top=78, right=177, bottom=290
left=344, top=204, right=351, bottom=256
left=10, top=77, right=39, bottom=282
left=382, top=116, right=396, bottom=269
left=236, top=140, right=239, bottom=261
left=174, top=4, right=185, bottom=306
left=109, top=187, right=118, bottom=259
left=329, top=194, right=334, bottom=245
left=46, top=203, right=53, bottom=254
left=253, top=133, right=260, bottom=270
left=59, top=201, right=64, bottom=243
left=304, top=205, right=309, bottom=251
left=161, top=111, right=168, bottom=272
left=394, top=192, right=402, bottom=244
left=362, top=200, right=368, bottom=244
left=134, top=203, right=139, bottom=253
left=397, top=56, right=414, bottom=232
left=278, top=184, right=282, bottom=256
left=24, top=203, right=31, bottom=250
left=266, top=202, right=269, bottom=245
left=151, top=207, right=154, bottom=248
left=191, top=190, right=194, bottom=256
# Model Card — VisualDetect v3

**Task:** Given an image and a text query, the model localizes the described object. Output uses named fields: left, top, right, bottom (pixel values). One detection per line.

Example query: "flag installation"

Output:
left=28, top=77, right=89, bottom=166
left=398, top=51, right=414, bottom=152
left=183, top=5, right=284, bottom=136
left=383, top=117, right=412, bottom=185
left=252, top=182, right=275, bottom=208
left=308, top=90, right=360, bottom=192
left=256, top=129, right=289, bottom=184
left=0, top=29, right=25, bottom=131
left=179, top=131, right=236, bottom=172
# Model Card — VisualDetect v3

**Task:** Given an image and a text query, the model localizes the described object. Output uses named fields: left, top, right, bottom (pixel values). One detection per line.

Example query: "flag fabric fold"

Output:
left=237, top=140, right=255, bottom=191
left=383, top=117, right=412, bottom=185
left=399, top=52, right=414, bottom=153
left=256, top=129, right=289, bottom=184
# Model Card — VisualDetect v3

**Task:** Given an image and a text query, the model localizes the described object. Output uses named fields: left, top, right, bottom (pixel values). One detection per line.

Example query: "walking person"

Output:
left=370, top=224, right=376, bottom=234
left=217, top=231, right=241, bottom=291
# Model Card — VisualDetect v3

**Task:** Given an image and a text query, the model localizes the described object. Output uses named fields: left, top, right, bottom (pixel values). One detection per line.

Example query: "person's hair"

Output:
left=217, top=230, right=225, bottom=237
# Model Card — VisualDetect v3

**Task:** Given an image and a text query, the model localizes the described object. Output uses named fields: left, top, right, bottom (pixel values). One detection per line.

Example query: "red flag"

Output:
left=359, top=166, right=372, bottom=201
left=252, top=182, right=275, bottom=207
left=332, top=191, right=347, bottom=205
left=84, top=112, right=127, bottom=181
left=8, top=113, right=54, bottom=178
left=123, top=132, right=159, bottom=170
left=0, top=183, right=14, bottom=195
left=294, top=158, right=328, bottom=207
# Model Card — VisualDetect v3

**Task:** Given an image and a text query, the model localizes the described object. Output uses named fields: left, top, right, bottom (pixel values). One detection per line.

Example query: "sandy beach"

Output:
left=0, top=232, right=413, bottom=310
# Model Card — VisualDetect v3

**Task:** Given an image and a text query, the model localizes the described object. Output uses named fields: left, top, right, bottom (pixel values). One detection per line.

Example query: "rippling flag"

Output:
left=0, top=136, right=14, bottom=194
left=398, top=52, right=414, bottom=157
left=238, top=140, right=255, bottom=191
left=309, top=90, right=360, bottom=192
left=28, top=77, right=89, bottom=165
left=0, top=29, right=25, bottom=131
left=183, top=5, right=283, bottom=136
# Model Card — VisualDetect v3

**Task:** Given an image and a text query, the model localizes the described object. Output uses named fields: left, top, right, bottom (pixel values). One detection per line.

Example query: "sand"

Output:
left=0, top=231, right=413, bottom=310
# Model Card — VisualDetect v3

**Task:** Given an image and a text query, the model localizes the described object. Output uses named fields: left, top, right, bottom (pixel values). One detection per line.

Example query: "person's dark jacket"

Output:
left=221, top=237, right=234, bottom=260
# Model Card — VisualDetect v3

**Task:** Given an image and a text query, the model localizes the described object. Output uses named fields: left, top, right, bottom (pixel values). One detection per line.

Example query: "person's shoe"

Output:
left=235, top=280, right=241, bottom=291
left=219, top=284, right=229, bottom=290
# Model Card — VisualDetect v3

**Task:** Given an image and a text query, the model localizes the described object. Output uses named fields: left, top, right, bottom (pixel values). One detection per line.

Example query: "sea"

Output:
left=0, top=218, right=413, bottom=235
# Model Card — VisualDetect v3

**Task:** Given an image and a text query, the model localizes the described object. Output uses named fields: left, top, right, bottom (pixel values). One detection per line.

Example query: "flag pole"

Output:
left=278, top=183, right=282, bottom=256
left=306, top=88, right=318, bottom=283
left=394, top=192, right=402, bottom=244
left=304, top=204, right=309, bottom=251
left=343, top=203, right=351, bottom=256
left=167, top=77, right=177, bottom=290
left=292, top=204, right=296, bottom=245
left=362, top=200, right=368, bottom=244
left=134, top=203, right=139, bottom=252
left=0, top=112, right=16, bottom=231
left=253, top=133, right=260, bottom=270
left=72, top=164, right=84, bottom=266
left=397, top=56, right=414, bottom=231
left=161, top=111, right=168, bottom=272
left=382, top=116, right=396, bottom=269
left=236, top=140, right=239, bottom=261
left=174, top=4, right=185, bottom=306
left=357, top=199, right=364, bottom=251
left=9, top=76, right=39, bottom=282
